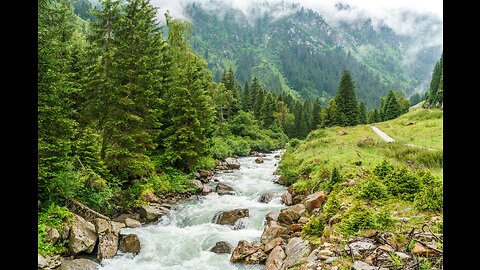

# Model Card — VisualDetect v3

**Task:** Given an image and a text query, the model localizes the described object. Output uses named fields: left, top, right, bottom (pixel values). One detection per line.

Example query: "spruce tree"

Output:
left=311, top=98, right=322, bottom=130
left=242, top=81, right=251, bottom=111
left=383, top=90, right=402, bottom=121
left=358, top=101, right=367, bottom=124
left=427, top=53, right=443, bottom=107
left=334, top=69, right=359, bottom=126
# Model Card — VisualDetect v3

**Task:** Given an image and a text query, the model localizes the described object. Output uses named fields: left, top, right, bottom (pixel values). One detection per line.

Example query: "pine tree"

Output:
left=427, top=53, right=443, bottom=107
left=251, top=77, right=264, bottom=118
left=358, top=101, right=367, bottom=124
left=383, top=90, right=402, bottom=121
left=334, top=69, right=359, bottom=126
left=322, top=99, right=341, bottom=127
left=311, top=98, right=322, bottom=130
left=242, top=80, right=251, bottom=111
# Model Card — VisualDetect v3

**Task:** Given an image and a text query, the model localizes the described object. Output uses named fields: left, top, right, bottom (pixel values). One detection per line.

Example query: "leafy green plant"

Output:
left=382, top=166, right=421, bottom=201
left=339, top=204, right=376, bottom=236
left=358, top=176, right=389, bottom=201
left=323, top=193, right=340, bottom=220
left=302, top=215, right=326, bottom=238
left=38, top=203, right=74, bottom=255
left=374, top=208, right=395, bottom=230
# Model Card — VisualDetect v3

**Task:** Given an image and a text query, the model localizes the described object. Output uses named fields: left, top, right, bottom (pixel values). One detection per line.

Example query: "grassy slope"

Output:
left=277, top=107, right=443, bottom=268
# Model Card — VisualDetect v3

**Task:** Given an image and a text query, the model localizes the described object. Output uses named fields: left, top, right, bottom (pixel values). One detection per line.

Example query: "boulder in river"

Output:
left=255, top=157, right=264, bottom=164
left=281, top=192, right=293, bottom=206
left=232, top=217, right=248, bottom=230
left=212, top=209, right=249, bottom=225
left=124, top=217, right=142, bottom=228
left=210, top=241, right=233, bottom=254
left=260, top=221, right=288, bottom=244
left=94, top=218, right=119, bottom=260
left=230, top=240, right=267, bottom=264
left=118, top=233, right=141, bottom=255
left=68, top=214, right=98, bottom=255
left=258, top=193, right=274, bottom=203
left=277, top=204, right=305, bottom=226
left=139, top=204, right=169, bottom=223
left=202, top=185, right=213, bottom=195
left=215, top=183, right=236, bottom=196
left=225, top=157, right=241, bottom=169
left=265, top=210, right=280, bottom=225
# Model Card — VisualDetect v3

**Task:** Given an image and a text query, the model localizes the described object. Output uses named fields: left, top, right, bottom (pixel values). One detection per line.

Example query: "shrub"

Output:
left=288, top=138, right=301, bottom=148
left=302, top=215, right=326, bottom=238
left=413, top=181, right=443, bottom=212
left=382, top=166, right=421, bottom=201
left=38, top=203, right=74, bottom=255
left=374, top=208, right=396, bottom=230
left=358, top=177, right=389, bottom=201
left=323, top=194, right=340, bottom=220
left=373, top=159, right=394, bottom=180
left=339, top=204, right=376, bottom=236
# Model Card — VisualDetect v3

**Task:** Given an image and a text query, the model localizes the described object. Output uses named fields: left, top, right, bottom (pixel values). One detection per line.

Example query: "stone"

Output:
left=282, top=237, right=311, bottom=269
left=111, top=221, right=126, bottom=231
left=345, top=241, right=377, bottom=253
left=292, top=194, right=306, bottom=205
left=298, top=217, right=309, bottom=224
left=225, top=157, right=241, bottom=169
left=46, top=226, right=60, bottom=245
left=266, top=211, right=280, bottom=225
left=58, top=258, right=100, bottom=270
left=251, top=151, right=267, bottom=157
left=193, top=179, right=204, bottom=190
left=352, top=260, right=376, bottom=270
left=259, top=193, right=274, bottom=203
left=281, top=192, right=293, bottom=206
left=264, top=246, right=286, bottom=270
left=118, top=234, right=141, bottom=255
left=38, top=254, right=61, bottom=269
left=264, top=237, right=286, bottom=253
left=287, top=223, right=303, bottom=233
left=94, top=218, right=119, bottom=261
left=412, top=242, right=437, bottom=256
left=124, top=217, right=142, bottom=228
left=38, top=254, right=48, bottom=269
left=210, top=241, right=233, bottom=254
left=395, top=252, right=411, bottom=259
left=277, top=204, right=305, bottom=226
left=324, top=256, right=339, bottom=264
left=215, top=183, right=236, bottom=196
left=377, top=244, right=395, bottom=252
left=255, top=157, right=264, bottom=164
left=338, top=130, right=347, bottom=136
left=68, top=214, right=98, bottom=255
left=230, top=240, right=267, bottom=264
left=212, top=208, right=249, bottom=225
left=232, top=218, right=248, bottom=230
left=261, top=221, right=288, bottom=244
left=60, top=223, right=70, bottom=240
left=112, top=213, right=133, bottom=223
left=202, top=185, right=213, bottom=195
left=304, top=191, right=326, bottom=213
left=139, top=204, right=169, bottom=222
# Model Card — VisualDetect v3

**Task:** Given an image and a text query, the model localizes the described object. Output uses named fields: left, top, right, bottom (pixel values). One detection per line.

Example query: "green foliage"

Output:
left=413, top=172, right=443, bottom=212
left=374, top=208, right=396, bottom=230
left=386, top=144, right=443, bottom=169
left=38, top=203, right=74, bottom=255
left=427, top=53, right=443, bottom=107
left=194, top=156, right=216, bottom=171
left=323, top=193, right=340, bottom=220
left=339, top=204, right=376, bottom=236
left=419, top=259, right=433, bottom=270
left=382, top=166, right=421, bottom=201
left=358, top=177, right=389, bottom=201
left=373, top=159, right=395, bottom=179
left=302, top=215, right=326, bottom=238
left=332, top=69, right=359, bottom=126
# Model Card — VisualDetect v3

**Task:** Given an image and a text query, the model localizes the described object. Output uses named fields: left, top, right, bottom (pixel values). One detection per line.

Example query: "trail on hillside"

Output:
left=371, top=126, right=438, bottom=151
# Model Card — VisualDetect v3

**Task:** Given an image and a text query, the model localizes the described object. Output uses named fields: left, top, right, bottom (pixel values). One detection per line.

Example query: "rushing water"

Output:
left=100, top=150, right=287, bottom=270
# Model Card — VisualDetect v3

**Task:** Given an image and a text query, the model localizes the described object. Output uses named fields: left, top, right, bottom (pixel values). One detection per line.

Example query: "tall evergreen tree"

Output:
left=322, top=99, right=341, bottom=127
left=358, top=100, right=367, bottom=124
left=383, top=90, right=402, bottom=121
left=427, top=53, right=443, bottom=107
left=242, top=80, right=251, bottom=111
left=311, top=98, right=323, bottom=130
left=334, top=69, right=359, bottom=126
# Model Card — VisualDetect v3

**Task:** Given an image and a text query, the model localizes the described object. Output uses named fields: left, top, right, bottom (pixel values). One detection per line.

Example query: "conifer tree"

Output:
left=311, top=98, right=323, bottom=130
left=322, top=99, right=341, bottom=127
left=358, top=101, right=367, bottom=124
left=242, top=81, right=251, bottom=111
left=334, top=69, right=359, bottom=126
left=427, top=53, right=443, bottom=107
left=383, top=90, right=402, bottom=121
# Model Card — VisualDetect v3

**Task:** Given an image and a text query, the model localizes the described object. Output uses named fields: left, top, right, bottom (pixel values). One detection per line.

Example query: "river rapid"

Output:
left=100, top=150, right=286, bottom=270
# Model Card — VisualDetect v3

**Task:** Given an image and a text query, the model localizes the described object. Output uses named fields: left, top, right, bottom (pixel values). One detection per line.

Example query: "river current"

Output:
left=100, top=150, right=286, bottom=270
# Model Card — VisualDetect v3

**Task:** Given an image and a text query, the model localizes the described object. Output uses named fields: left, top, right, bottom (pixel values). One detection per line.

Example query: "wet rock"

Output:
left=230, top=240, right=267, bottom=264
left=213, top=209, right=249, bottom=225
left=251, top=151, right=267, bottom=157
left=58, top=258, right=100, bottom=270
left=259, top=193, right=274, bottom=203
left=282, top=237, right=311, bottom=269
left=215, top=183, right=236, bottom=196
left=139, top=204, right=169, bottom=223
left=277, top=204, right=305, bottom=226
left=255, top=157, right=264, bottom=164
left=304, top=191, right=326, bottom=213
left=352, top=260, right=376, bottom=270
left=264, top=237, right=286, bottom=254
left=202, top=185, right=213, bottom=195
left=210, top=241, right=233, bottom=254
left=225, top=157, right=241, bottom=169
left=261, top=221, right=288, bottom=244
left=38, top=254, right=61, bottom=269
left=232, top=218, right=248, bottom=230
left=281, top=192, right=293, bottom=206
left=118, top=234, right=141, bottom=255
left=264, top=246, right=286, bottom=270
left=68, top=214, right=98, bottom=255
left=94, top=218, right=119, bottom=260
left=124, top=217, right=142, bottom=228
left=193, top=179, right=204, bottom=190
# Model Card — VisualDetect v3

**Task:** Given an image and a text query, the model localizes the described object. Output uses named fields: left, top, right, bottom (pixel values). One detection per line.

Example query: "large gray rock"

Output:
left=193, top=179, right=204, bottom=190
left=264, top=246, right=286, bottom=270
left=212, top=209, right=249, bottom=225
left=139, top=204, right=169, bottom=222
left=225, top=157, right=241, bottom=169
left=38, top=254, right=61, bottom=269
left=45, top=226, right=60, bottom=245
left=230, top=240, right=267, bottom=264
left=352, top=260, right=376, bottom=270
left=118, top=234, right=141, bottom=255
left=124, top=217, right=142, bottom=228
left=68, top=214, right=98, bottom=255
left=260, top=221, right=288, bottom=244
left=277, top=204, right=305, bottom=226
left=265, top=211, right=280, bottom=225
left=281, top=237, right=311, bottom=270
left=58, top=258, right=100, bottom=270
left=281, top=192, right=293, bottom=206
left=258, top=193, right=274, bottom=203
left=264, top=237, right=286, bottom=254
left=202, top=185, right=213, bottom=195
left=210, top=241, right=233, bottom=254
left=94, top=218, right=119, bottom=261
left=215, top=183, right=236, bottom=196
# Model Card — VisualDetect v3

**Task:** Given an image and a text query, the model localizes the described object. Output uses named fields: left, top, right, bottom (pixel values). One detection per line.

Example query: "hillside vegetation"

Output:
left=277, top=107, right=443, bottom=268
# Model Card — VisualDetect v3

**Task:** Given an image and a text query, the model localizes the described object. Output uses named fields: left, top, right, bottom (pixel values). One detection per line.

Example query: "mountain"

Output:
left=183, top=2, right=442, bottom=108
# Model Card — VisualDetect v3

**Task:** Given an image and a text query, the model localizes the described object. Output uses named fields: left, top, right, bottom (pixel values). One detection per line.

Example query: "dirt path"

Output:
left=371, top=126, right=395, bottom=143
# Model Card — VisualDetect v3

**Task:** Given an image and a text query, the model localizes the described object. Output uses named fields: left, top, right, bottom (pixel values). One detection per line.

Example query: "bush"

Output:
left=302, top=215, right=326, bottom=238
left=374, top=208, right=396, bottom=230
left=413, top=176, right=443, bottom=212
left=288, top=138, right=301, bottom=148
left=323, top=193, right=340, bottom=220
left=339, top=204, right=376, bottom=236
left=382, top=167, right=421, bottom=201
left=373, top=159, right=394, bottom=180
left=358, top=177, right=389, bottom=201
left=386, top=144, right=443, bottom=168
left=38, top=203, right=74, bottom=255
